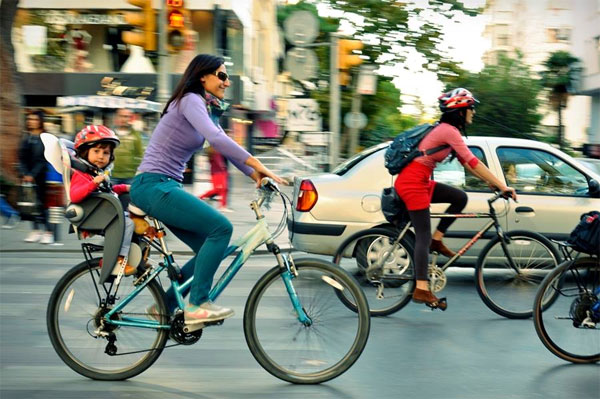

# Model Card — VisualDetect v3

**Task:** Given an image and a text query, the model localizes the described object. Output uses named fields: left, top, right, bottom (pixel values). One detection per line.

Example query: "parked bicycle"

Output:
left=333, top=191, right=561, bottom=318
left=533, top=242, right=599, bottom=364
left=46, top=178, right=370, bottom=384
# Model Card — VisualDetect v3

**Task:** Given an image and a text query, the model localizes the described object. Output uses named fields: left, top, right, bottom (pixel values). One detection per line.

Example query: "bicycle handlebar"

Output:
left=488, top=190, right=516, bottom=205
left=260, top=177, right=280, bottom=194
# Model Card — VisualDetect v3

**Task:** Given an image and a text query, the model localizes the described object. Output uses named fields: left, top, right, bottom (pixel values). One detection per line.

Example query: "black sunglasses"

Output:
left=215, top=71, right=229, bottom=82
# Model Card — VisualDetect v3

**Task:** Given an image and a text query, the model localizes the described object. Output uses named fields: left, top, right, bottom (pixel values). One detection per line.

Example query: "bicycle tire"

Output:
left=333, top=227, right=415, bottom=316
left=47, top=258, right=169, bottom=380
left=243, top=258, right=370, bottom=384
left=475, top=230, right=561, bottom=319
left=533, top=257, right=600, bottom=364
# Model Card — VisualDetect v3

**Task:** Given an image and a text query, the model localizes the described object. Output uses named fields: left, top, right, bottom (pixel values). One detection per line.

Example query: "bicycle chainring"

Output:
left=570, top=292, right=597, bottom=328
left=428, top=265, right=447, bottom=293
left=170, top=313, right=202, bottom=345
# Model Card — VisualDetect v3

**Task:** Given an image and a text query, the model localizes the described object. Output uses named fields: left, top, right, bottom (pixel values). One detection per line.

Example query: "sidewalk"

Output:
left=0, top=172, right=295, bottom=255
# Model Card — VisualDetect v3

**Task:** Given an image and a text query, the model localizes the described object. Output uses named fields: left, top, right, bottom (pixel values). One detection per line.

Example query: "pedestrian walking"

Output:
left=130, top=54, right=285, bottom=325
left=0, top=195, right=20, bottom=229
left=199, top=146, right=232, bottom=212
left=111, top=108, right=144, bottom=185
left=19, top=110, right=54, bottom=244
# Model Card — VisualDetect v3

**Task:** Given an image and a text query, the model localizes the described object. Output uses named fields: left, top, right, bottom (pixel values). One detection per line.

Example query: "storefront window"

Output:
left=14, top=9, right=129, bottom=73
left=226, top=13, right=244, bottom=76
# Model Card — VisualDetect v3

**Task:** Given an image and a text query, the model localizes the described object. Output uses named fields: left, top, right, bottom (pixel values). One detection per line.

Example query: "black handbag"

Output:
left=380, top=187, right=409, bottom=227
left=17, top=183, right=41, bottom=221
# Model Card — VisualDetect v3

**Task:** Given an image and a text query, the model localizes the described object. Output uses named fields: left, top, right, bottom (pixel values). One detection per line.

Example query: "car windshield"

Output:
left=332, top=143, right=388, bottom=176
left=576, top=158, right=600, bottom=175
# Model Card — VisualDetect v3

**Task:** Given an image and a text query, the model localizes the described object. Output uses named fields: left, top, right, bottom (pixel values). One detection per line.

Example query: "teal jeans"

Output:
left=130, top=172, right=233, bottom=311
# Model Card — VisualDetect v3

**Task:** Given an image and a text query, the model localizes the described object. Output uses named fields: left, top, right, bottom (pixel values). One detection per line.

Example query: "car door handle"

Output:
left=515, top=206, right=534, bottom=213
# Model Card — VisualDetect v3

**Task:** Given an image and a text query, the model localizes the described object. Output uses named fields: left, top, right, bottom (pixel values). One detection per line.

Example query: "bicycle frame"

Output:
left=102, top=196, right=310, bottom=331
left=371, top=194, right=519, bottom=276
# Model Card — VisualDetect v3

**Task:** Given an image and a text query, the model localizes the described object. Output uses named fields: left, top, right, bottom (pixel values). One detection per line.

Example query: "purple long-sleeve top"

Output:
left=138, top=93, right=253, bottom=181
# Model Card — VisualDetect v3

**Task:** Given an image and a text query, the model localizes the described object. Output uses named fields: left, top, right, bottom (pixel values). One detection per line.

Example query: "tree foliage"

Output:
left=307, top=0, right=480, bottom=80
left=442, top=54, right=542, bottom=138
left=540, top=51, right=582, bottom=95
left=539, top=51, right=582, bottom=149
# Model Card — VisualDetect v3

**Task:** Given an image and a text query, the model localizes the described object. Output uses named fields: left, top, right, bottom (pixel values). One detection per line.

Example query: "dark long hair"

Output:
left=28, top=109, right=46, bottom=131
left=439, top=108, right=467, bottom=132
left=161, top=54, right=224, bottom=117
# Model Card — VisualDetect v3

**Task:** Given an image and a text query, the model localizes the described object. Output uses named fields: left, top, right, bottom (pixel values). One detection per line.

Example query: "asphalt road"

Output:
left=0, top=252, right=598, bottom=399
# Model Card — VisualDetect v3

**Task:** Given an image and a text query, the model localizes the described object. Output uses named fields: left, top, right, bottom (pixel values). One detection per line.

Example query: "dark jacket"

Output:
left=19, top=133, right=48, bottom=179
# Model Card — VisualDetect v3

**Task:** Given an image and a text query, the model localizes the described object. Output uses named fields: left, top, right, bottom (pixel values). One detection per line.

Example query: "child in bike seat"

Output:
left=70, top=125, right=137, bottom=276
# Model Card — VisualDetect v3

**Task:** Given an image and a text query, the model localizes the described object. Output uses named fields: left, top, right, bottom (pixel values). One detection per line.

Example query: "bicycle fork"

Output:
left=276, top=250, right=313, bottom=326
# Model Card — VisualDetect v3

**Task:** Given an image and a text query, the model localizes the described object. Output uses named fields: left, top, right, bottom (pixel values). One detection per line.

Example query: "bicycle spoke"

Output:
left=47, top=259, right=169, bottom=380
left=476, top=231, right=560, bottom=319
left=244, top=260, right=369, bottom=383
left=534, top=258, right=600, bottom=363
left=333, top=229, right=415, bottom=316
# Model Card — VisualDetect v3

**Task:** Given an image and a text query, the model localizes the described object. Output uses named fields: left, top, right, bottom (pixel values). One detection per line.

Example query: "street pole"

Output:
left=348, top=80, right=362, bottom=156
left=329, top=33, right=340, bottom=169
left=156, top=1, right=170, bottom=105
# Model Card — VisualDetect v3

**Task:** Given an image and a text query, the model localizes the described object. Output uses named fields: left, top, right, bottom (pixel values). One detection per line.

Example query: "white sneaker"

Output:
left=218, top=207, right=234, bottom=213
left=40, top=232, right=55, bottom=245
left=2, top=214, right=19, bottom=229
left=184, top=302, right=234, bottom=324
left=24, top=230, right=43, bottom=243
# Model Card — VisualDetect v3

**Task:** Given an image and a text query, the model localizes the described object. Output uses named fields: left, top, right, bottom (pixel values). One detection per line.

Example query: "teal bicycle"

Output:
left=46, top=179, right=370, bottom=384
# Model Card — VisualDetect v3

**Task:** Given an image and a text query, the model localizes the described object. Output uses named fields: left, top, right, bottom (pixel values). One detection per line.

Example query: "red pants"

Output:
left=200, top=172, right=228, bottom=207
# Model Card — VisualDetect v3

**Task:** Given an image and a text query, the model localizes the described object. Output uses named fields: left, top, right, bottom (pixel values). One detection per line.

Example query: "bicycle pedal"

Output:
left=183, top=319, right=224, bottom=333
left=426, top=297, right=447, bottom=311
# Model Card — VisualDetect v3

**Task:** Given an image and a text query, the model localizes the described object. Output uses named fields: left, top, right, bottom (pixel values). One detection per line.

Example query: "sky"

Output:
left=315, top=0, right=489, bottom=116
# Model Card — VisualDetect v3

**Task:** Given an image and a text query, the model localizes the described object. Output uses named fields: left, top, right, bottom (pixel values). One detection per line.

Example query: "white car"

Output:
left=288, top=137, right=600, bottom=262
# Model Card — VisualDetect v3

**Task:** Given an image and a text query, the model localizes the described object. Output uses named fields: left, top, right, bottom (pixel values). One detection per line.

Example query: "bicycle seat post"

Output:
left=150, top=217, right=171, bottom=255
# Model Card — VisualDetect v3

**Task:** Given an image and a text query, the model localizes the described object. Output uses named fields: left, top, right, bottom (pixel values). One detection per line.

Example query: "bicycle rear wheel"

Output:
left=333, top=227, right=415, bottom=316
left=46, top=258, right=169, bottom=380
left=534, top=257, right=600, bottom=363
left=475, top=230, right=561, bottom=319
left=244, top=258, right=370, bottom=384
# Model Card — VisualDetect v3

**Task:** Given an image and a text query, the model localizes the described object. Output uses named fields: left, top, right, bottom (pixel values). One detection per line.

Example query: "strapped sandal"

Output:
left=412, top=288, right=448, bottom=311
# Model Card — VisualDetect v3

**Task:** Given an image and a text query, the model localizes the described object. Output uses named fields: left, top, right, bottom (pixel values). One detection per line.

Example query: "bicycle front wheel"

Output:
left=333, top=227, right=415, bottom=316
left=476, top=230, right=561, bottom=319
left=534, top=257, right=600, bottom=363
left=47, top=258, right=169, bottom=380
left=244, top=258, right=370, bottom=384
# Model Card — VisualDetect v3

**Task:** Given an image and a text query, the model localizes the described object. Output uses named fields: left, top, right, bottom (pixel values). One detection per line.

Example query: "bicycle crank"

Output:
left=428, top=265, right=447, bottom=293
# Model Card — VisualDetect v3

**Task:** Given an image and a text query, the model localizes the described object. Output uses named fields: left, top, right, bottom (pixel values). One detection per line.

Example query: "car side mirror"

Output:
left=589, top=179, right=600, bottom=198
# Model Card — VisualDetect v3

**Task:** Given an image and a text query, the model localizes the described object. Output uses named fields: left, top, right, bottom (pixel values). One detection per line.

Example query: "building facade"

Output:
left=482, top=0, right=595, bottom=148
left=13, top=0, right=281, bottom=145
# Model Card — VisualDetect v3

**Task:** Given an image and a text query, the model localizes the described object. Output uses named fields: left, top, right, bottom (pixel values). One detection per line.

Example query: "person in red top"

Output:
left=394, top=88, right=517, bottom=310
left=199, top=146, right=231, bottom=212
left=70, top=125, right=137, bottom=276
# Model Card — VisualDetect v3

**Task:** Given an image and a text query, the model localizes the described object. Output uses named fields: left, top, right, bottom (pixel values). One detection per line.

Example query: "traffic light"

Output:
left=167, top=0, right=188, bottom=53
left=122, top=0, right=156, bottom=51
left=338, top=39, right=364, bottom=86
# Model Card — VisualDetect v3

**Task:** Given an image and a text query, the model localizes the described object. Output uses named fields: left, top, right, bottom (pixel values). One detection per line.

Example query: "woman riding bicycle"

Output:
left=130, top=54, right=284, bottom=325
left=394, top=88, right=517, bottom=310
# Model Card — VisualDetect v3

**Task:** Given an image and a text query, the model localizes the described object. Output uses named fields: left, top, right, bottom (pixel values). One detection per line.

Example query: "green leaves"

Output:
left=540, top=51, right=582, bottom=94
left=444, top=54, right=542, bottom=139
left=287, top=0, right=480, bottom=79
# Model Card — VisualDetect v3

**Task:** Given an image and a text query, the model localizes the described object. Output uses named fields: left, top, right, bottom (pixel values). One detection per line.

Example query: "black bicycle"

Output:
left=333, top=191, right=561, bottom=318
left=533, top=242, right=599, bottom=363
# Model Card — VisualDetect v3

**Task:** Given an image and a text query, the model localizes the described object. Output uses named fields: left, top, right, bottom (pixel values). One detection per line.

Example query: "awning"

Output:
left=56, top=95, right=162, bottom=112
